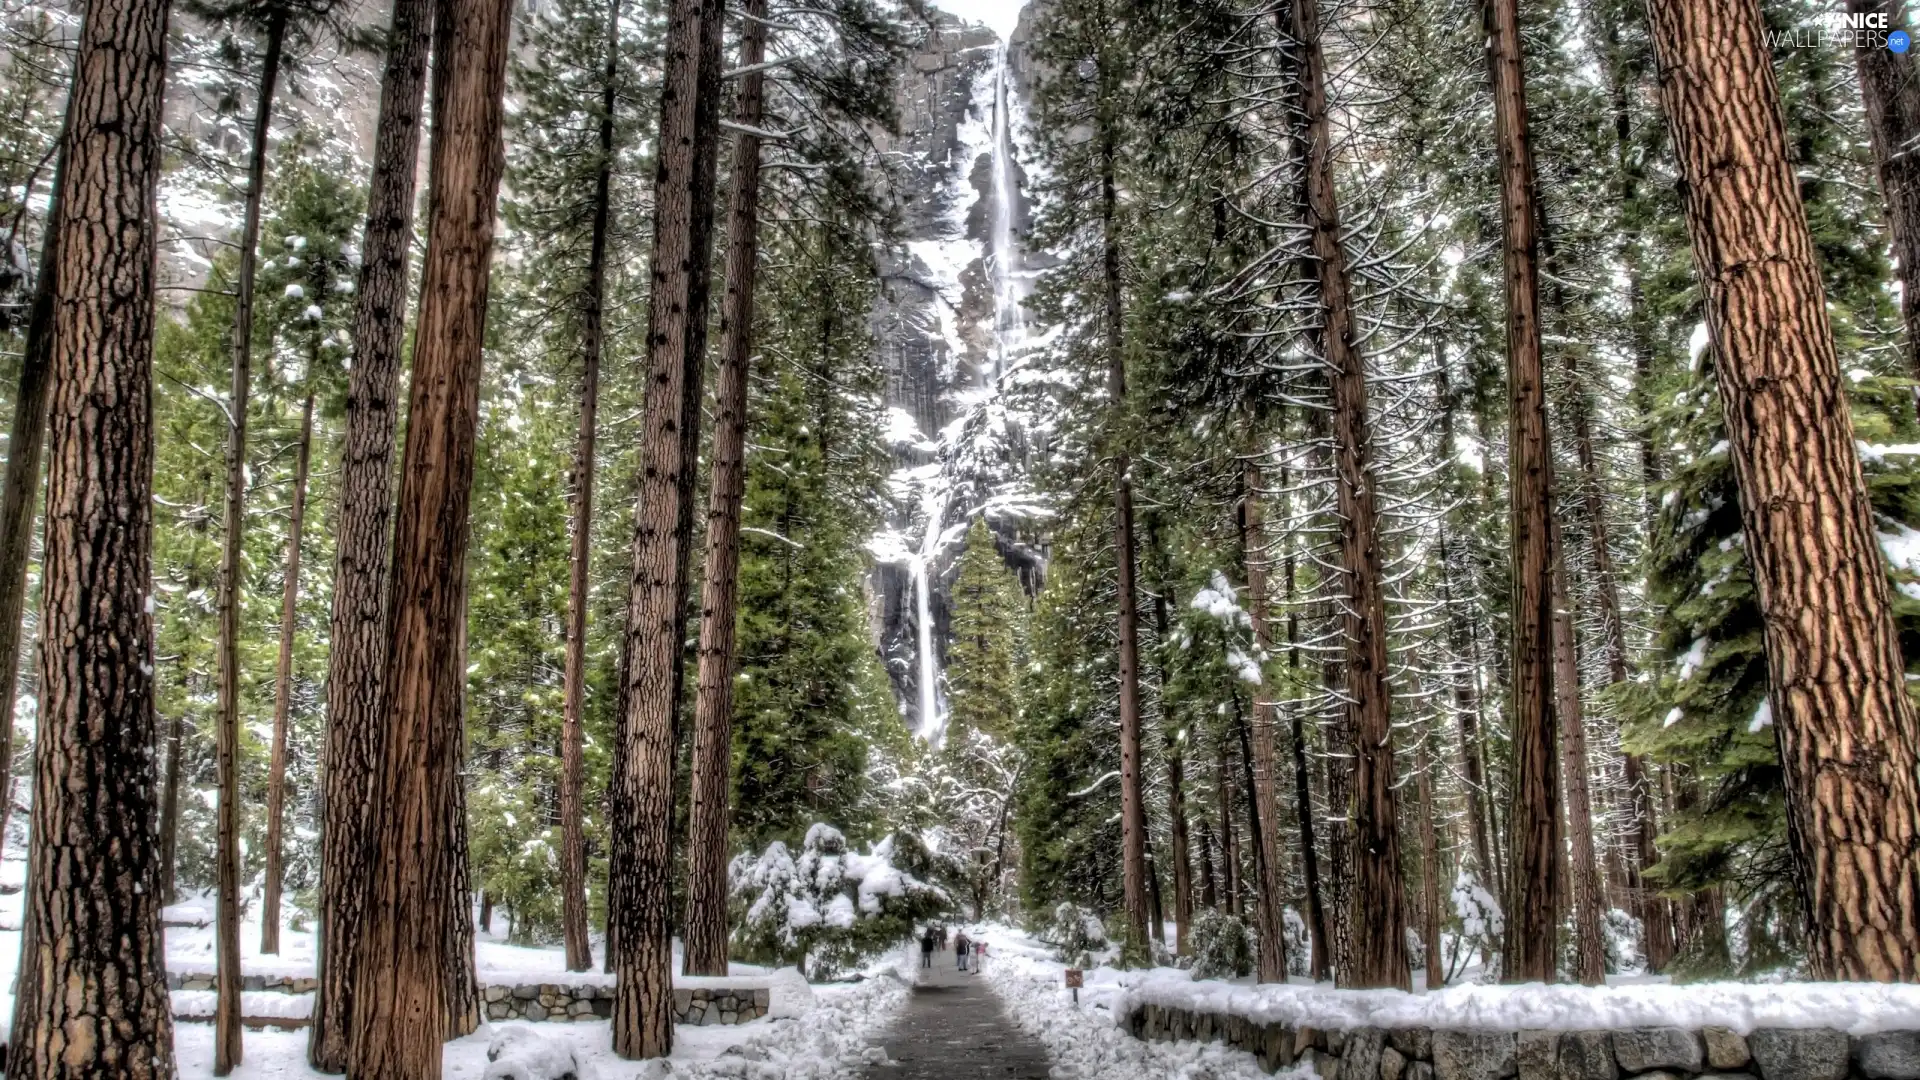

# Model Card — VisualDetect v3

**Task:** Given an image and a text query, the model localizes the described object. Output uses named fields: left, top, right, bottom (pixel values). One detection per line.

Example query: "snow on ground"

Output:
left=160, top=895, right=774, bottom=989
left=969, top=923, right=1294, bottom=1080
left=171, top=947, right=915, bottom=1080
left=1118, top=970, right=1920, bottom=1037
left=970, top=921, right=1920, bottom=1041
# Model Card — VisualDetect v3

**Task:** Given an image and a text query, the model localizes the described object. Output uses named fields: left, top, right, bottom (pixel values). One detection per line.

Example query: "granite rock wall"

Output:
left=1125, top=1004, right=1920, bottom=1080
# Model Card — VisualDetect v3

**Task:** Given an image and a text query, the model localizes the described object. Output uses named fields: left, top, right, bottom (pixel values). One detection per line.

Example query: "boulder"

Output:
left=1856, top=1033, right=1920, bottom=1080
left=1391, top=1029, right=1435, bottom=1062
left=1559, top=1031, right=1620, bottom=1080
left=1435, top=1030, right=1519, bottom=1080
left=1704, top=1030, right=1750, bottom=1072
left=1518, top=1031, right=1561, bottom=1080
left=1383, top=1046, right=1409, bottom=1080
left=1347, top=1028, right=1387, bottom=1080
left=1748, top=1029, right=1849, bottom=1080
left=1613, top=1029, right=1703, bottom=1074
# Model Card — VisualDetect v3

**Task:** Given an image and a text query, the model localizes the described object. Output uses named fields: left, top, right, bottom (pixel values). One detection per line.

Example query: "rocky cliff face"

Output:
left=867, top=6, right=1050, bottom=742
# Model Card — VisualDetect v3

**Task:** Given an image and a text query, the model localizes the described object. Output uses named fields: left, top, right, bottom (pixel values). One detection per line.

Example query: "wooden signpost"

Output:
left=1065, top=967, right=1083, bottom=1005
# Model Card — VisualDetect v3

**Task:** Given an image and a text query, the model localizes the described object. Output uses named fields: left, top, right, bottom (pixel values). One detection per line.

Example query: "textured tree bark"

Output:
left=1293, top=0, right=1406, bottom=990
left=558, top=0, right=623, bottom=978
left=1096, top=76, right=1149, bottom=949
left=1851, top=0, right=1920, bottom=402
left=160, top=708, right=184, bottom=901
left=213, top=17, right=287, bottom=1068
left=5, top=0, right=175, bottom=1065
left=261, top=387, right=315, bottom=956
left=0, top=146, right=61, bottom=859
left=1285, top=549, right=1331, bottom=982
left=685, top=0, right=768, bottom=978
left=1551, top=523, right=1606, bottom=986
left=1648, top=0, right=1920, bottom=982
left=1593, top=0, right=1674, bottom=975
left=309, top=0, right=432, bottom=1067
left=1432, top=363, right=1502, bottom=904
left=1486, top=0, right=1562, bottom=985
left=1216, top=740, right=1241, bottom=917
left=1166, top=729, right=1194, bottom=954
left=344, top=0, right=512, bottom=1070
left=1198, top=817, right=1219, bottom=910
left=1416, top=736, right=1444, bottom=990
left=611, top=0, right=724, bottom=1053
left=1238, top=459, right=1291, bottom=982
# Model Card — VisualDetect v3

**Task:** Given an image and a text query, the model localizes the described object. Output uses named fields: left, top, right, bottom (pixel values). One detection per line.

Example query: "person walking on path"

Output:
left=974, top=940, right=987, bottom=974
left=955, top=931, right=970, bottom=972
left=920, top=927, right=935, bottom=969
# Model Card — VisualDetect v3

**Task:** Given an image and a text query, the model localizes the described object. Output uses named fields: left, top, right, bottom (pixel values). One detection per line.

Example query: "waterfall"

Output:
left=909, top=40, right=1026, bottom=745
left=987, top=43, right=1026, bottom=378
left=912, top=486, right=950, bottom=743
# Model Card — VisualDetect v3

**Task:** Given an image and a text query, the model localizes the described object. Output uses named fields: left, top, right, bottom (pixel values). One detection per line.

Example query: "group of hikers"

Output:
left=918, top=925, right=988, bottom=972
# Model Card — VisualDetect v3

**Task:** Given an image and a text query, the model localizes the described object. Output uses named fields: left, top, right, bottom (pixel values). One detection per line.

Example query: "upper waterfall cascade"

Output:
left=868, top=20, right=1050, bottom=746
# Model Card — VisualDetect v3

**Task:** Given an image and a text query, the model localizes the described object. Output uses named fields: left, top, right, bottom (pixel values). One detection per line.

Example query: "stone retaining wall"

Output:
left=167, top=974, right=772, bottom=1027
left=483, top=983, right=771, bottom=1026
left=169, top=972, right=316, bottom=994
left=1125, top=1004, right=1920, bottom=1080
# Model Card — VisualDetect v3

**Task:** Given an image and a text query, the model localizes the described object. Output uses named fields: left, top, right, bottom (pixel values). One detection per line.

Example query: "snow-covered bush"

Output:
left=730, top=823, right=948, bottom=981
left=1039, top=901, right=1109, bottom=966
left=483, top=1025, right=582, bottom=1080
left=1450, top=868, right=1504, bottom=981
left=1187, top=909, right=1255, bottom=980
left=1602, top=907, right=1645, bottom=975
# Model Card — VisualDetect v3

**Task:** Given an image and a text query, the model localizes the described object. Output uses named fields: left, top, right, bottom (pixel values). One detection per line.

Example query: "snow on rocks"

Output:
left=1116, top=970, right=1920, bottom=1037
left=668, top=948, right=915, bottom=1080
left=485, top=1025, right=586, bottom=1080
left=976, top=927, right=1288, bottom=1080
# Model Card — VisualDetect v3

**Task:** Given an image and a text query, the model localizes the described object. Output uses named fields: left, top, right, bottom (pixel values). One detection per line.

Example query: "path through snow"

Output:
left=862, top=949, right=1049, bottom=1079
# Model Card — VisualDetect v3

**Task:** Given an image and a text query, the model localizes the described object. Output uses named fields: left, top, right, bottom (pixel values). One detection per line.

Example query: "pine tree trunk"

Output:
left=160, top=709, right=184, bottom=901
left=1147, top=846, right=1166, bottom=946
left=261, top=387, right=315, bottom=956
left=685, top=0, right=769, bottom=978
left=1166, top=731, right=1194, bottom=953
left=0, top=145, right=62, bottom=859
left=310, top=0, right=432, bottom=1064
left=344, top=0, right=512, bottom=1070
left=1551, top=525, right=1606, bottom=985
left=1282, top=541, right=1332, bottom=982
left=558, top=0, right=623, bottom=978
left=1198, top=817, right=1218, bottom=910
left=1293, top=0, right=1406, bottom=991
left=1097, top=82, right=1149, bottom=950
left=1216, top=740, right=1240, bottom=918
left=5, top=0, right=174, bottom=1064
left=1567, top=276, right=1669, bottom=968
left=1416, top=736, right=1444, bottom=990
left=1486, top=0, right=1562, bottom=985
left=212, top=17, right=287, bottom=1068
left=1648, top=0, right=1920, bottom=982
left=1146, top=550, right=1195, bottom=953
left=1593, top=0, right=1676, bottom=977
left=1851, top=0, right=1920, bottom=400
left=1320, top=677, right=1353, bottom=982
left=611, top=0, right=725, bottom=1053
left=1238, top=459, right=1290, bottom=982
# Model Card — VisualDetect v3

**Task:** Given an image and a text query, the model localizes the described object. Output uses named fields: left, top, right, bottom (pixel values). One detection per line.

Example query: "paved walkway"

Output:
left=866, top=951, right=1052, bottom=1078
